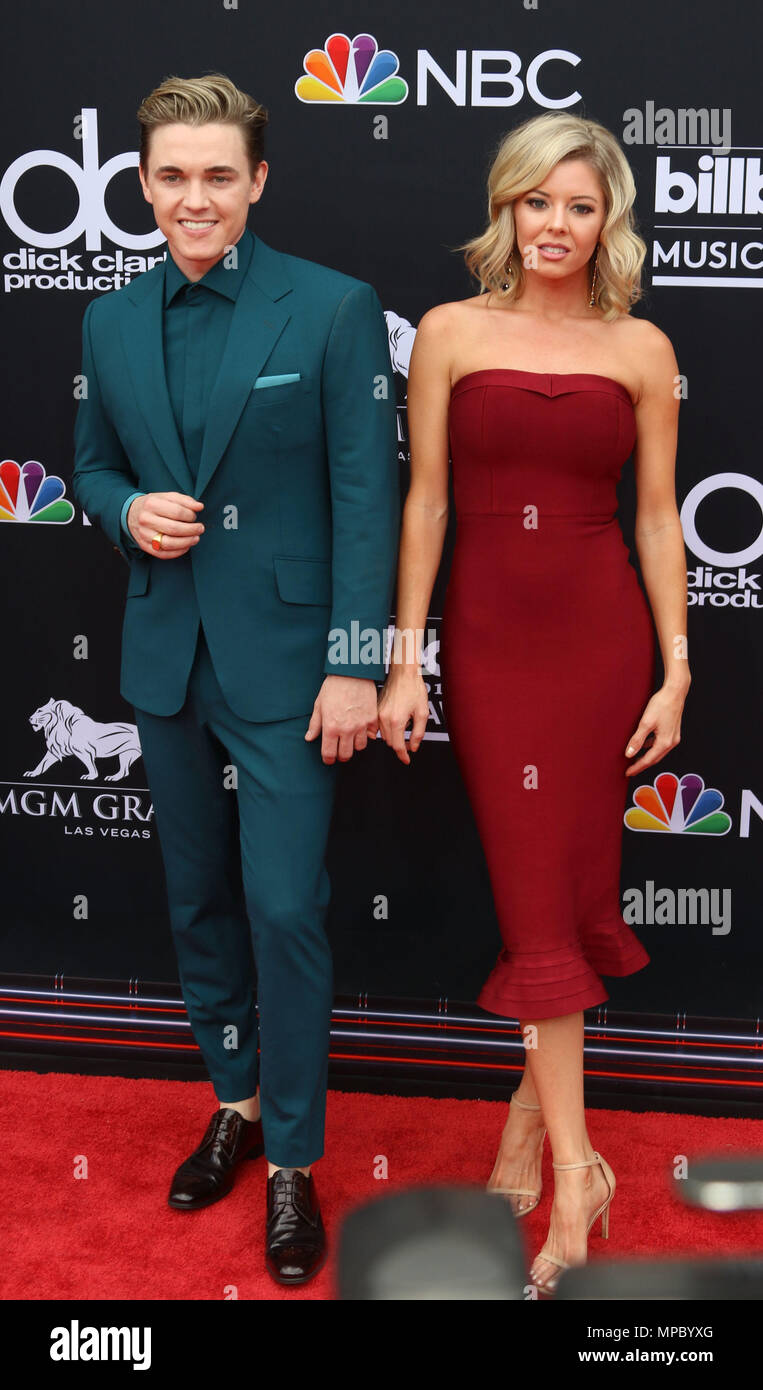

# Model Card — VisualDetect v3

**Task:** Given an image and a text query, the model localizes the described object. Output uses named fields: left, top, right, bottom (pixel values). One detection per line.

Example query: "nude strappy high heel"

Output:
left=532, top=1150, right=616, bottom=1291
left=486, top=1093, right=547, bottom=1217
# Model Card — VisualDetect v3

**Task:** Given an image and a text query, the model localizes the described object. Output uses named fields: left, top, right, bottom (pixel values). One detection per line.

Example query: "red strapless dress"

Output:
left=441, top=369, right=654, bottom=1019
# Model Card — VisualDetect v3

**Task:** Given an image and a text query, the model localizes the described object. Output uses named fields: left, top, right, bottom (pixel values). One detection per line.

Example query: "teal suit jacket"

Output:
left=72, top=233, right=400, bottom=720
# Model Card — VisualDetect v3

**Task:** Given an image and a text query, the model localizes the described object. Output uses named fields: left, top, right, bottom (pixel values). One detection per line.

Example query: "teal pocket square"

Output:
left=253, top=373, right=301, bottom=389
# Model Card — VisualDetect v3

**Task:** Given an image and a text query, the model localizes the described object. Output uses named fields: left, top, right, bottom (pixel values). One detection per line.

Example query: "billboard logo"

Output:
left=655, top=154, right=763, bottom=216
left=650, top=150, right=763, bottom=287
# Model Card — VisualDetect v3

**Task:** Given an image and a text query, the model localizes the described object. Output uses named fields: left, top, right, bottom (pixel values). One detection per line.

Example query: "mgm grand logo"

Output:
left=1, top=698, right=153, bottom=836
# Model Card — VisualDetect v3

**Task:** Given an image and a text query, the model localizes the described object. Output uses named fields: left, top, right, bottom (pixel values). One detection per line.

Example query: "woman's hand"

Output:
left=624, top=679, right=691, bottom=776
left=377, top=667, right=431, bottom=765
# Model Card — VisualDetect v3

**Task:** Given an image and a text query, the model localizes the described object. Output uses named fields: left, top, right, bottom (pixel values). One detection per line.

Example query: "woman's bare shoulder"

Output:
left=414, top=298, right=486, bottom=364
left=616, top=312, right=676, bottom=356
left=418, top=296, right=483, bottom=329
left=614, top=314, right=679, bottom=404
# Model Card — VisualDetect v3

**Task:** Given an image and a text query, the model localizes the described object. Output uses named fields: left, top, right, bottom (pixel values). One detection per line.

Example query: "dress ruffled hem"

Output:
left=476, top=921, right=650, bottom=1021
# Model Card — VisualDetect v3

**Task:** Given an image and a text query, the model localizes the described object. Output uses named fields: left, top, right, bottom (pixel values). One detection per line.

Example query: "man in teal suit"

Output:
left=72, top=73, right=399, bottom=1286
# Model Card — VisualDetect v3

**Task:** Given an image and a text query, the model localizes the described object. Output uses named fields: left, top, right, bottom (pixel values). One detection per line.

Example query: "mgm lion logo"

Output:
left=25, top=699, right=142, bottom=782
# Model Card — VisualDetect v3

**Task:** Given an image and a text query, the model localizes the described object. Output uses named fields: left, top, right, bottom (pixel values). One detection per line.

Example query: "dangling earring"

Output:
left=589, top=244, right=600, bottom=307
left=500, top=251, right=514, bottom=292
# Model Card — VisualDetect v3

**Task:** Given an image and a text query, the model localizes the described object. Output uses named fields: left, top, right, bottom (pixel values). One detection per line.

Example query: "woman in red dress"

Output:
left=378, top=112, right=690, bottom=1293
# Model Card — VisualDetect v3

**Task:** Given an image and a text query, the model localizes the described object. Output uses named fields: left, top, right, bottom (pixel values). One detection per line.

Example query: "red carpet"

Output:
left=2, top=1069, right=762, bottom=1300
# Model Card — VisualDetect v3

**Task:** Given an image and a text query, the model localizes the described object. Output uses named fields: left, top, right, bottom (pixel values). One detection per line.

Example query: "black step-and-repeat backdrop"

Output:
left=1, top=1, right=761, bottom=1019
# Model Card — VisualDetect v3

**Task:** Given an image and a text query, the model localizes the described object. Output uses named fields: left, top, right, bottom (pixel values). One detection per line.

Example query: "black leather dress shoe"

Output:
left=265, top=1168, right=327, bottom=1284
left=168, top=1107, right=265, bottom=1211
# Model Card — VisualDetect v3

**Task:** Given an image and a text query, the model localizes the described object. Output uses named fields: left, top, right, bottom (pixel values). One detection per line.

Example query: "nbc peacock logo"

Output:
left=624, top=771, right=732, bottom=835
left=0, top=459, right=74, bottom=524
left=295, top=32, right=408, bottom=104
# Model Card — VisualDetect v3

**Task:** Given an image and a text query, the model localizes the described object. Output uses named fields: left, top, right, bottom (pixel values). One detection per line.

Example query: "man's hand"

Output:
left=304, top=675, right=380, bottom=763
left=128, top=491, right=204, bottom=557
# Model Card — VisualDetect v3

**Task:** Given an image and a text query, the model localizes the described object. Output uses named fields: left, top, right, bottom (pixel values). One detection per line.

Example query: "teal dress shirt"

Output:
left=119, top=226, right=255, bottom=550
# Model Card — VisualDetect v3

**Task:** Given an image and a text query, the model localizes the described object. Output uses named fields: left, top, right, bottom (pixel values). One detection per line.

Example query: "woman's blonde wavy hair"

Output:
left=457, top=112, right=646, bottom=320
left=137, top=73, right=268, bottom=177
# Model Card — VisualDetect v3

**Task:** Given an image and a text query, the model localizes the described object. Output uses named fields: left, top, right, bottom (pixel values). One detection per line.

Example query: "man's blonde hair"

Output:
left=137, top=72, right=268, bottom=176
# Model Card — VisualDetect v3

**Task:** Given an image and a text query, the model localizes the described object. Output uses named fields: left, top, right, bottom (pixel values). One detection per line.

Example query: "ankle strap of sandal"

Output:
left=552, top=1151, right=601, bottom=1170
left=511, top=1093, right=541, bottom=1110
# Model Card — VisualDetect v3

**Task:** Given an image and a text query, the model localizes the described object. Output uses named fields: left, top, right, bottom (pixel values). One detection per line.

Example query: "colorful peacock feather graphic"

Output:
left=295, top=33, right=408, bottom=104
left=0, top=459, right=74, bottom=524
left=624, top=772, right=731, bottom=835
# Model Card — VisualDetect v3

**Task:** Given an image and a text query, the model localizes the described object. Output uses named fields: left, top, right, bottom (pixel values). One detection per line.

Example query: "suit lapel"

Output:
left=195, top=243, right=293, bottom=497
left=119, top=234, right=294, bottom=499
left=119, top=270, right=194, bottom=495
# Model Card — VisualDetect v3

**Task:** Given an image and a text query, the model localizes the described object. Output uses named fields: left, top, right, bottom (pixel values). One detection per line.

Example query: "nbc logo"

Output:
left=295, top=32, right=408, bottom=104
left=624, top=772, right=731, bottom=835
left=0, top=460, right=74, bottom=524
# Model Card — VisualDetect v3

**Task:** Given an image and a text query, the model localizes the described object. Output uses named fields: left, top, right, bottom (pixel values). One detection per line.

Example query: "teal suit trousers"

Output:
left=134, top=620, right=337, bottom=1168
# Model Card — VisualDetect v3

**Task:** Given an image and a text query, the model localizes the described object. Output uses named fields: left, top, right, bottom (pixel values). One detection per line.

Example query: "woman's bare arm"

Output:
left=377, top=304, right=453, bottom=762
left=631, top=321, right=690, bottom=694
